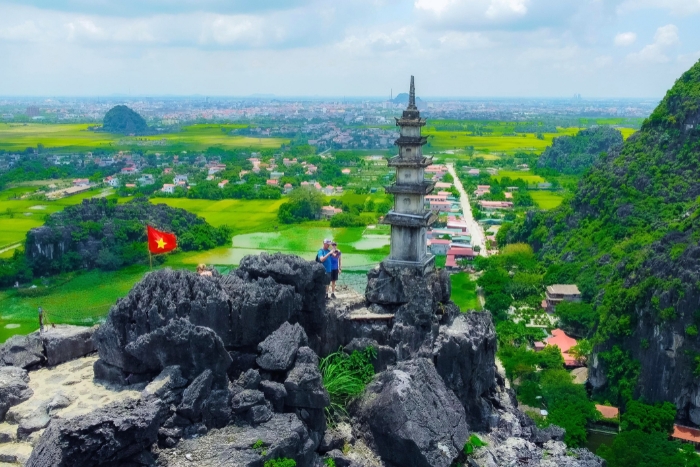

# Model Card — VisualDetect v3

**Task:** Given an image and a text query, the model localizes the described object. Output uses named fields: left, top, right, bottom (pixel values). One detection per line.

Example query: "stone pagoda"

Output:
left=381, top=76, right=436, bottom=273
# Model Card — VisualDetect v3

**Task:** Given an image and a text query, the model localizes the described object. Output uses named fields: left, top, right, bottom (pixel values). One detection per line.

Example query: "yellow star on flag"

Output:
left=156, top=237, right=167, bottom=249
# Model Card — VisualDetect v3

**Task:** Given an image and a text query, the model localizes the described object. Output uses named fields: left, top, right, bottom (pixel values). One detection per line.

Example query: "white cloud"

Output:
left=414, top=0, right=532, bottom=25
left=614, top=31, right=636, bottom=46
left=485, top=0, right=528, bottom=19
left=618, top=0, right=700, bottom=17
left=627, top=24, right=679, bottom=64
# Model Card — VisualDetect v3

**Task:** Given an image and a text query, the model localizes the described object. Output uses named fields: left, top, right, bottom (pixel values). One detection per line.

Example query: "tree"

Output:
left=555, top=301, right=597, bottom=337
left=538, top=345, right=564, bottom=370
left=277, top=187, right=324, bottom=223
left=597, top=430, right=700, bottom=467
left=569, top=339, right=592, bottom=365
left=620, top=401, right=676, bottom=434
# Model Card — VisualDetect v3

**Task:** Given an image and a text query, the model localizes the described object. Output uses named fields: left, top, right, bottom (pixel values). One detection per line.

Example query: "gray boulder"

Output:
left=202, top=389, right=232, bottom=429
left=237, top=368, right=261, bottom=390
left=40, top=325, right=96, bottom=367
left=260, top=380, right=288, bottom=412
left=142, top=365, right=188, bottom=404
left=232, top=389, right=266, bottom=413
left=345, top=338, right=396, bottom=373
left=0, top=366, right=33, bottom=422
left=124, top=318, right=231, bottom=384
left=284, top=361, right=330, bottom=409
left=155, top=413, right=318, bottom=467
left=433, top=312, right=497, bottom=431
left=353, top=358, right=469, bottom=467
left=257, top=322, right=308, bottom=372
left=26, top=397, right=167, bottom=467
left=178, top=370, right=213, bottom=422
left=0, top=333, right=45, bottom=369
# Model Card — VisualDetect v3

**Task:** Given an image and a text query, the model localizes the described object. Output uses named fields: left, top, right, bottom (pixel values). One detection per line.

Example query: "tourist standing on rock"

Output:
left=329, top=241, right=342, bottom=299
left=317, top=238, right=334, bottom=299
left=196, top=264, right=213, bottom=277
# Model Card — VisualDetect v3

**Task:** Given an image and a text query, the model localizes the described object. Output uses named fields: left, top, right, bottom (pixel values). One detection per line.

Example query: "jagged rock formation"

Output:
left=1, top=253, right=605, bottom=466
left=25, top=197, right=229, bottom=274
left=507, top=58, right=700, bottom=423
left=0, top=367, right=33, bottom=423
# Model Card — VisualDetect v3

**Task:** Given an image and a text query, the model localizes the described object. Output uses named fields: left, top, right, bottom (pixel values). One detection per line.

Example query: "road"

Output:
left=446, top=163, right=487, bottom=256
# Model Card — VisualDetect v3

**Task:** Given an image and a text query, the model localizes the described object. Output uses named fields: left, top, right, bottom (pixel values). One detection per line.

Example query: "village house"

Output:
left=207, top=163, right=226, bottom=175
left=534, top=329, right=583, bottom=367
left=103, top=176, right=120, bottom=187
left=121, top=166, right=138, bottom=175
left=445, top=247, right=477, bottom=270
left=425, top=194, right=448, bottom=203
left=282, top=158, right=298, bottom=167
left=137, top=174, right=154, bottom=185
left=504, top=192, right=513, bottom=199
left=301, top=181, right=310, bottom=188
left=364, top=155, right=387, bottom=167
left=447, top=220, right=469, bottom=232
left=174, top=175, right=188, bottom=184
left=427, top=239, right=450, bottom=256
left=163, top=167, right=173, bottom=174
left=270, top=171, right=284, bottom=180
left=284, top=183, right=293, bottom=194
left=478, top=200, right=514, bottom=210
left=161, top=184, right=175, bottom=194
left=320, top=205, right=343, bottom=219
left=73, top=178, right=90, bottom=187
left=468, top=168, right=480, bottom=176
left=266, top=179, right=279, bottom=186
left=672, top=425, right=700, bottom=447
left=545, top=284, right=582, bottom=312
left=125, top=183, right=136, bottom=188
left=341, top=168, right=351, bottom=175
left=435, top=182, right=452, bottom=190
left=429, top=201, right=453, bottom=212
left=218, top=180, right=229, bottom=189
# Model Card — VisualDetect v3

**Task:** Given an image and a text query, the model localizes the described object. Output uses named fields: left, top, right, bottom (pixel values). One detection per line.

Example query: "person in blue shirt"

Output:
left=329, top=241, right=342, bottom=299
left=317, top=238, right=333, bottom=299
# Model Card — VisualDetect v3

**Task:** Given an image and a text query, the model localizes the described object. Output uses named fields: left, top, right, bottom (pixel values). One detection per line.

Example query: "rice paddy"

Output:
left=0, top=123, right=288, bottom=152
left=531, top=191, right=565, bottom=210
left=492, top=170, right=547, bottom=184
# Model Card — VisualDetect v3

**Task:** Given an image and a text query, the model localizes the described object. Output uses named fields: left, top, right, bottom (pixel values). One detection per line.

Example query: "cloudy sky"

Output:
left=0, top=0, right=699, bottom=97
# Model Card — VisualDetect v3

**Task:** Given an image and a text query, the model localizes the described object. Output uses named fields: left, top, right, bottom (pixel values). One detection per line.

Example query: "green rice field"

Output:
left=450, top=272, right=482, bottom=311
left=492, top=170, right=547, bottom=184
left=531, top=191, right=565, bottom=210
left=0, top=123, right=288, bottom=152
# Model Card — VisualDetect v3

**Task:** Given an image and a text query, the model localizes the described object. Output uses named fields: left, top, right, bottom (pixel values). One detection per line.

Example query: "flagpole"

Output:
left=149, top=251, right=153, bottom=270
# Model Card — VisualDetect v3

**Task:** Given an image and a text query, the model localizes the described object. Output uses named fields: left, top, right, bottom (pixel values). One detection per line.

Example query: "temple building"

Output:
left=381, top=76, right=436, bottom=272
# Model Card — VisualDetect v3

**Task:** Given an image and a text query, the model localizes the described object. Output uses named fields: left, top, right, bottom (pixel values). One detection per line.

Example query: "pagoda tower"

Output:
left=381, top=76, right=436, bottom=272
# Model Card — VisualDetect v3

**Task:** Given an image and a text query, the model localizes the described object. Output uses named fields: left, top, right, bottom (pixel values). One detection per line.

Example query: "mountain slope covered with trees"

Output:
left=506, top=59, right=700, bottom=422
left=536, top=126, right=623, bottom=174
left=102, top=105, right=148, bottom=135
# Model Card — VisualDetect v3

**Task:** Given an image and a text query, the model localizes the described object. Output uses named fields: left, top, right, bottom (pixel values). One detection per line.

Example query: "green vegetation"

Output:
left=503, top=59, right=700, bottom=411
left=319, top=346, right=376, bottom=420
left=278, top=187, right=324, bottom=224
left=450, top=273, right=481, bottom=311
left=323, top=458, right=336, bottom=467
left=264, top=458, right=296, bottom=467
left=530, top=191, right=564, bottom=210
left=536, top=127, right=623, bottom=175
left=463, top=434, right=487, bottom=455
left=598, top=401, right=699, bottom=467
left=102, top=105, right=148, bottom=135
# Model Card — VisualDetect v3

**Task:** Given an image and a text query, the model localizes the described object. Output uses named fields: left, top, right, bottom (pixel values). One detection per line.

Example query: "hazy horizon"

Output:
left=1, top=0, right=699, bottom=98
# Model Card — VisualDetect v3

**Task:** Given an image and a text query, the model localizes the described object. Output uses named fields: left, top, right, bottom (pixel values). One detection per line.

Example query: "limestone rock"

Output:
left=260, top=380, right=287, bottom=412
left=25, top=397, right=167, bottom=467
left=124, top=318, right=232, bottom=384
left=237, top=369, right=261, bottom=390
left=284, top=362, right=330, bottom=409
left=178, top=370, right=213, bottom=422
left=257, top=322, right=308, bottom=372
left=40, top=325, right=96, bottom=367
left=433, top=312, right=498, bottom=431
left=155, top=413, right=318, bottom=467
left=0, top=442, right=32, bottom=465
left=0, top=333, right=45, bottom=369
left=0, top=367, right=33, bottom=422
left=353, top=358, right=468, bottom=467
left=231, top=389, right=266, bottom=413
left=142, top=366, right=188, bottom=404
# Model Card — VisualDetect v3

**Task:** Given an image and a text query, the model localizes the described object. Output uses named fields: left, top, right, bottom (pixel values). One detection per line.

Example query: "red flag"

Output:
left=147, top=225, right=177, bottom=254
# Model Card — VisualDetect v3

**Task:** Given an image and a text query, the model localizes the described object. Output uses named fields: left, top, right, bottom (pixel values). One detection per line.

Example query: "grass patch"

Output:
left=492, top=170, right=546, bottom=184
left=320, top=346, right=376, bottom=421
left=450, top=272, right=482, bottom=311
left=531, top=191, right=565, bottom=210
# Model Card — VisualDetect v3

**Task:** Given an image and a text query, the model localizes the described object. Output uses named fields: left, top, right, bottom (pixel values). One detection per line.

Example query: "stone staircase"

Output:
left=331, top=286, right=395, bottom=322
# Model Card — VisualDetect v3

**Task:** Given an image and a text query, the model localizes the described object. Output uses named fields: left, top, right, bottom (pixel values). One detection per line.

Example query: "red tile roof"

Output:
left=673, top=425, right=700, bottom=443
left=447, top=247, right=476, bottom=257
left=545, top=329, right=582, bottom=367
left=446, top=255, right=457, bottom=268
left=595, top=405, right=619, bottom=419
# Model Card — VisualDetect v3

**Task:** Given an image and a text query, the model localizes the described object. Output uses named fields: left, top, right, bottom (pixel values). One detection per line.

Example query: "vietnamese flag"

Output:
left=147, top=225, right=177, bottom=254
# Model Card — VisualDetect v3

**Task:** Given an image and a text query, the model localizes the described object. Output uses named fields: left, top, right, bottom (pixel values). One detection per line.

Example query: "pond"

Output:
left=585, top=429, right=617, bottom=454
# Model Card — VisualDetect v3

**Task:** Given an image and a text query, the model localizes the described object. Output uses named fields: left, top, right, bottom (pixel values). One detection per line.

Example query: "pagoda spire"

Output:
left=408, top=75, right=416, bottom=110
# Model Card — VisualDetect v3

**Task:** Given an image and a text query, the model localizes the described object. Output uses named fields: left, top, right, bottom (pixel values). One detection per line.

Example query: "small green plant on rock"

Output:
left=264, top=458, right=296, bottom=467
left=463, top=434, right=488, bottom=456
left=323, top=458, right=337, bottom=467
left=320, top=346, right=377, bottom=420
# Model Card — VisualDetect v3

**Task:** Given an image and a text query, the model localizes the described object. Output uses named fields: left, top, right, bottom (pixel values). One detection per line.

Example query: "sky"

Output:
left=0, top=0, right=699, bottom=97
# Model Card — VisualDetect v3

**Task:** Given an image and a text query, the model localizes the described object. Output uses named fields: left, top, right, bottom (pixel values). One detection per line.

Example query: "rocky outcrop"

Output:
left=257, top=322, right=308, bottom=371
left=353, top=358, right=469, bottom=467
left=0, top=334, right=45, bottom=369
left=26, top=397, right=167, bottom=467
left=0, top=367, right=33, bottom=422
left=433, top=312, right=498, bottom=431
left=155, top=413, right=318, bottom=467
left=40, top=325, right=97, bottom=367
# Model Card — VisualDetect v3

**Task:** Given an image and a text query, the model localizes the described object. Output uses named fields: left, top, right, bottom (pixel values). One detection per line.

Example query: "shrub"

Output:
left=319, top=346, right=377, bottom=419
left=264, top=458, right=296, bottom=467
left=463, top=434, right=487, bottom=455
